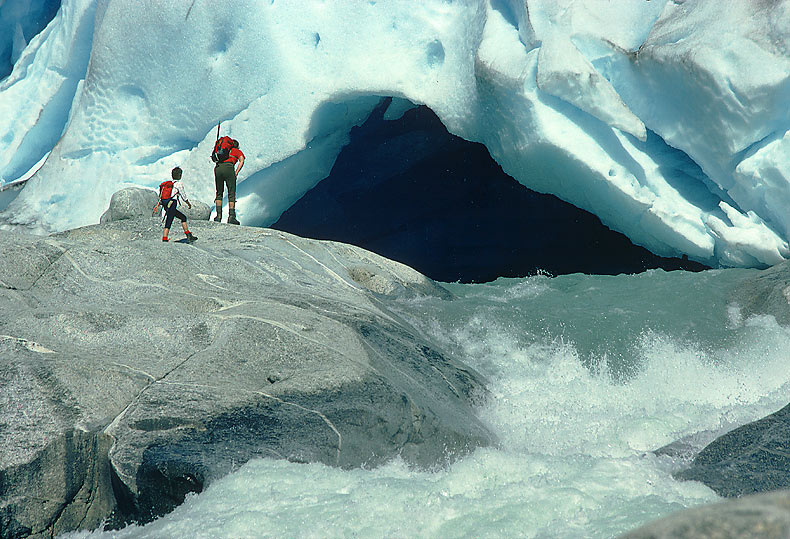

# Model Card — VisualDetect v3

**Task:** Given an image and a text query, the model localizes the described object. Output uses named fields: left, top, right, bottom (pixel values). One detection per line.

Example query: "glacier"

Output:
left=1, top=0, right=789, bottom=269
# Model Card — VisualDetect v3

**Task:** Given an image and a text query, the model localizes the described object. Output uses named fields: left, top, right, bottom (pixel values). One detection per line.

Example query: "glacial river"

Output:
left=66, top=268, right=790, bottom=538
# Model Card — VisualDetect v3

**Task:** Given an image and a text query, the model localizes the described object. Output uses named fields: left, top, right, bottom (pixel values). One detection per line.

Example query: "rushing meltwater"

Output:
left=64, top=268, right=790, bottom=538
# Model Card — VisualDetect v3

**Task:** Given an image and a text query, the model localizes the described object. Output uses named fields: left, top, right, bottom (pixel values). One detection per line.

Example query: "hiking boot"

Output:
left=186, top=232, right=198, bottom=242
left=213, top=215, right=222, bottom=222
left=228, top=216, right=240, bottom=225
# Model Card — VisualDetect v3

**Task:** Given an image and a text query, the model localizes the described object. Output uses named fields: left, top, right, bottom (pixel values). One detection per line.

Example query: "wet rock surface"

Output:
left=620, top=489, right=790, bottom=539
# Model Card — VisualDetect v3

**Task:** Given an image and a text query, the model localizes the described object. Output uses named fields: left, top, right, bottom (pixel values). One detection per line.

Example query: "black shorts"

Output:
left=163, top=199, right=186, bottom=228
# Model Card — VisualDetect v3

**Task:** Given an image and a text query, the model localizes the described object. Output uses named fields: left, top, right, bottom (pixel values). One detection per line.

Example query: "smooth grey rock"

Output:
left=99, top=187, right=158, bottom=224
left=0, top=219, right=492, bottom=537
left=673, top=403, right=790, bottom=498
left=99, top=186, right=211, bottom=224
left=729, top=259, right=790, bottom=325
left=620, top=490, right=790, bottom=539
left=653, top=428, right=724, bottom=466
left=180, top=199, right=211, bottom=221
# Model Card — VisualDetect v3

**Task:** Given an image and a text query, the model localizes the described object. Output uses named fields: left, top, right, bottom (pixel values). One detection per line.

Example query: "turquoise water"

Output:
left=66, top=268, right=790, bottom=538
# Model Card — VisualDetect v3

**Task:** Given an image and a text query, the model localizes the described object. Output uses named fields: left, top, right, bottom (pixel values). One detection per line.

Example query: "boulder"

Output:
left=0, top=218, right=493, bottom=537
left=181, top=199, right=212, bottom=221
left=729, top=259, right=790, bottom=325
left=99, top=186, right=211, bottom=224
left=671, top=402, right=790, bottom=499
left=98, top=186, right=158, bottom=223
left=620, top=489, right=790, bottom=539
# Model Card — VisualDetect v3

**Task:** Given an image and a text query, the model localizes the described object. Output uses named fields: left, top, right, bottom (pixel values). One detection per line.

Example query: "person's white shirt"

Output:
left=171, top=179, right=190, bottom=206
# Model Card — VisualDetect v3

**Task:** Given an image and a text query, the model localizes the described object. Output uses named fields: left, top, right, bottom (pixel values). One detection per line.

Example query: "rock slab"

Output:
left=674, top=403, right=790, bottom=498
left=621, top=490, right=790, bottom=539
left=729, top=259, right=790, bottom=326
left=0, top=218, right=492, bottom=537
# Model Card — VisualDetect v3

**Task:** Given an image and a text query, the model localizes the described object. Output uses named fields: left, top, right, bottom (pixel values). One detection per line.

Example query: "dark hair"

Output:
left=171, top=167, right=182, bottom=180
left=231, top=139, right=239, bottom=149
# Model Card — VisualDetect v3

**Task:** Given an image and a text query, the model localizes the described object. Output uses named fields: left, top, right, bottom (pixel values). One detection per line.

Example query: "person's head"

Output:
left=231, top=139, right=239, bottom=149
left=171, top=167, right=182, bottom=180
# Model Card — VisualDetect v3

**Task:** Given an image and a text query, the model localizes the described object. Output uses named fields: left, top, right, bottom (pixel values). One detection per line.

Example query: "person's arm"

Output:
left=235, top=152, right=245, bottom=176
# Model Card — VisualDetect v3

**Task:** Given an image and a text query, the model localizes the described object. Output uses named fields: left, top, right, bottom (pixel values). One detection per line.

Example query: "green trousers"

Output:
left=214, top=162, right=236, bottom=203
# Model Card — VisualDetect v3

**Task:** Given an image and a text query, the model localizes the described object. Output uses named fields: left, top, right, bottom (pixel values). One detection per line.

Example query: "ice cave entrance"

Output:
left=272, top=98, right=707, bottom=283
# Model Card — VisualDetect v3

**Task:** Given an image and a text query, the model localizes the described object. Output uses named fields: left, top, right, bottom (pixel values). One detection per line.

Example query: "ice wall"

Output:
left=0, top=0, right=94, bottom=189
left=1, top=0, right=789, bottom=269
left=0, top=0, right=61, bottom=79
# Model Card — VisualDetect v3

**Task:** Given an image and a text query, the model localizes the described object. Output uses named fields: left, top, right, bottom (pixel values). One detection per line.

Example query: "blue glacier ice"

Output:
left=1, top=0, right=789, bottom=268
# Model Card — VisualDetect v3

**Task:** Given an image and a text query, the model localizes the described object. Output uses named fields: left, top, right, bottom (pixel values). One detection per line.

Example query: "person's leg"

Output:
left=163, top=201, right=176, bottom=240
left=175, top=210, right=188, bottom=235
left=227, top=170, right=239, bottom=224
left=214, top=166, right=224, bottom=222
left=177, top=213, right=197, bottom=241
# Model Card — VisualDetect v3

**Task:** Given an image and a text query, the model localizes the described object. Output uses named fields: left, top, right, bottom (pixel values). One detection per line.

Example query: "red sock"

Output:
left=162, top=236, right=168, bottom=241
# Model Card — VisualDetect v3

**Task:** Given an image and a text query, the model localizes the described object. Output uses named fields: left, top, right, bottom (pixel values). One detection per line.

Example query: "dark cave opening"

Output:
left=272, top=99, right=708, bottom=283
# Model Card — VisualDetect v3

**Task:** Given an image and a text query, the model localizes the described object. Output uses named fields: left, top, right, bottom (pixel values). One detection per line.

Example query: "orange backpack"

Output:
left=159, top=180, right=174, bottom=200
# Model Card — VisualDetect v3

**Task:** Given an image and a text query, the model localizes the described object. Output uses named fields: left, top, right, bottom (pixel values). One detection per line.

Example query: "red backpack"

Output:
left=159, top=180, right=174, bottom=200
left=212, top=136, right=234, bottom=163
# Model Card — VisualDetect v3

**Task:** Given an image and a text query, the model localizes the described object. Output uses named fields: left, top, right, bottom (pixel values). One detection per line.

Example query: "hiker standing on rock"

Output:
left=153, top=167, right=197, bottom=243
left=212, top=135, right=245, bottom=225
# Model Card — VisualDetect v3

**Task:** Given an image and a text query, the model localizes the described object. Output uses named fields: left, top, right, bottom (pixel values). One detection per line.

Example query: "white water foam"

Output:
left=63, top=269, right=790, bottom=538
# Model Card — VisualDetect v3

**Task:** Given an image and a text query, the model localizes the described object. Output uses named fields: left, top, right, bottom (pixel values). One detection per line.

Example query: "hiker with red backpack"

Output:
left=152, top=167, right=197, bottom=243
left=211, top=129, right=245, bottom=225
